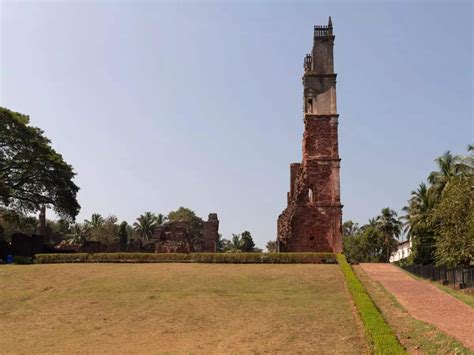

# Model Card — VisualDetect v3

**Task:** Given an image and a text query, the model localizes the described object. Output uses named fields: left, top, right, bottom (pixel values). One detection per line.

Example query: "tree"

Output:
left=402, top=183, right=437, bottom=264
left=118, top=221, right=128, bottom=251
left=89, top=215, right=119, bottom=245
left=156, top=213, right=167, bottom=226
left=225, top=234, right=244, bottom=253
left=216, top=233, right=227, bottom=252
left=342, top=220, right=359, bottom=238
left=240, top=231, right=255, bottom=252
left=133, top=212, right=157, bottom=242
left=84, top=213, right=104, bottom=229
left=0, top=107, right=80, bottom=220
left=266, top=240, right=277, bottom=253
left=428, top=151, right=467, bottom=198
left=433, top=178, right=473, bottom=266
left=68, top=223, right=87, bottom=245
left=0, top=207, right=37, bottom=242
left=167, top=207, right=204, bottom=247
left=376, top=208, right=402, bottom=263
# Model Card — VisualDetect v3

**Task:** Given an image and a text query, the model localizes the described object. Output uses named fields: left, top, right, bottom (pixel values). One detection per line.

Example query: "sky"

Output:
left=1, top=0, right=472, bottom=248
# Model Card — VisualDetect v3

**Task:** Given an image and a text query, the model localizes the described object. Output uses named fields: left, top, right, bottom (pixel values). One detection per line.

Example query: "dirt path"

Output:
left=359, top=263, right=474, bottom=350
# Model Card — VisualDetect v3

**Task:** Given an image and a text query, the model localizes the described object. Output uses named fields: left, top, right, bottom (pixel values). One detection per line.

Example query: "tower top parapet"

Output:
left=314, top=17, right=333, bottom=37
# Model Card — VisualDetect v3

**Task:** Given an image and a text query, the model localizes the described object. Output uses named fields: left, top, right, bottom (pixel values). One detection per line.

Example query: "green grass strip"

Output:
left=337, top=254, right=406, bottom=355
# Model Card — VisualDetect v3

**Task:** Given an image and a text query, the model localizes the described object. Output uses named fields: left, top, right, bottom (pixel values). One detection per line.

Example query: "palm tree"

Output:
left=402, top=183, right=438, bottom=264
left=68, top=223, right=87, bottom=244
left=428, top=151, right=467, bottom=197
left=266, top=240, right=277, bottom=253
left=133, top=212, right=157, bottom=242
left=155, top=213, right=167, bottom=226
left=376, top=208, right=402, bottom=263
left=84, top=213, right=104, bottom=229
left=224, top=234, right=244, bottom=253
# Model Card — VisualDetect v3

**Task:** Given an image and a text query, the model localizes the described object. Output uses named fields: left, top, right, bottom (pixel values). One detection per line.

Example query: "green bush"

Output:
left=337, top=254, right=405, bottom=355
left=35, top=253, right=90, bottom=263
left=34, top=252, right=336, bottom=264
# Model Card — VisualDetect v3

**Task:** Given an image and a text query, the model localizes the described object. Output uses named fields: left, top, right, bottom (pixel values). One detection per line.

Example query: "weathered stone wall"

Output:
left=154, top=221, right=195, bottom=253
left=153, top=213, right=219, bottom=253
left=278, top=20, right=342, bottom=253
left=202, top=213, right=219, bottom=252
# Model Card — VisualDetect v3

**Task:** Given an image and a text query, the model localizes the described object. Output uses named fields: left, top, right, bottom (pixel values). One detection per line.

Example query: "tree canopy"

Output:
left=0, top=107, right=80, bottom=219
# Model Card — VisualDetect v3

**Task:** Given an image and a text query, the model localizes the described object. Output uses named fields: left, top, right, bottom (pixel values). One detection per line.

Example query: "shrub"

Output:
left=337, top=254, right=405, bottom=354
left=35, top=253, right=90, bottom=263
left=34, top=252, right=336, bottom=264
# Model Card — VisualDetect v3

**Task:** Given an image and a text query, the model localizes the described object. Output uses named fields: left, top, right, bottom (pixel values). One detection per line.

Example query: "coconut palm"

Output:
left=155, top=213, right=167, bottom=226
left=428, top=151, right=468, bottom=197
left=402, top=183, right=438, bottom=264
left=68, top=223, right=87, bottom=244
left=266, top=240, right=277, bottom=253
left=224, top=234, right=244, bottom=253
left=84, top=213, right=104, bottom=229
left=376, top=208, right=402, bottom=263
left=133, top=212, right=157, bottom=242
left=403, top=183, right=436, bottom=236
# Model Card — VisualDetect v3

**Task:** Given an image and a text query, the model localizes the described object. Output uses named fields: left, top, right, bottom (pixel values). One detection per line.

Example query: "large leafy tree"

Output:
left=133, top=212, right=157, bottom=242
left=87, top=215, right=119, bottom=245
left=240, top=231, right=255, bottom=252
left=0, top=107, right=80, bottom=219
left=0, top=207, right=37, bottom=241
left=342, top=220, right=360, bottom=238
left=167, top=207, right=204, bottom=246
left=433, top=178, right=473, bottom=266
left=118, top=221, right=129, bottom=251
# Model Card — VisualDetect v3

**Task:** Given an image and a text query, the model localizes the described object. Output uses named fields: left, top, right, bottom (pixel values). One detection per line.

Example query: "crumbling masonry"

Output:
left=277, top=18, right=342, bottom=253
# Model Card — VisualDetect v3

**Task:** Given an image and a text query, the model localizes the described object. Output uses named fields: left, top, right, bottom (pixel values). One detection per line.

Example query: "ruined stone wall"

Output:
left=277, top=19, right=342, bottom=253
left=153, top=213, right=219, bottom=253
left=202, top=213, right=219, bottom=252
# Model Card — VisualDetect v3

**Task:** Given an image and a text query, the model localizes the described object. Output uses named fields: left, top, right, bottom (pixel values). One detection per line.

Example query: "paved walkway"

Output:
left=360, top=263, right=474, bottom=350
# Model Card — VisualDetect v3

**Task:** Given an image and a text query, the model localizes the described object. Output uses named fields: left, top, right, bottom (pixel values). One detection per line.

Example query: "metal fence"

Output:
left=402, top=263, right=474, bottom=289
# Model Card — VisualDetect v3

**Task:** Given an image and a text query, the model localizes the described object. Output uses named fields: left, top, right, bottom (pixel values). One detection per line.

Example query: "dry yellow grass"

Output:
left=1, top=263, right=366, bottom=354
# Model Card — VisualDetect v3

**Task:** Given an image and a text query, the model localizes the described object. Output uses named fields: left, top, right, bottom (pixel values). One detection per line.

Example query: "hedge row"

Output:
left=337, top=254, right=405, bottom=355
left=34, top=252, right=336, bottom=264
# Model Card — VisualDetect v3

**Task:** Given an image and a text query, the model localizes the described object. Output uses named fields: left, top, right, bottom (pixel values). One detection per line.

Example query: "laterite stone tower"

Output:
left=277, top=17, right=342, bottom=253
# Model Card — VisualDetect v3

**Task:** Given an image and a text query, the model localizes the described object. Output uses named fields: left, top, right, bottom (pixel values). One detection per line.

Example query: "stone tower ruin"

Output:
left=277, top=17, right=342, bottom=253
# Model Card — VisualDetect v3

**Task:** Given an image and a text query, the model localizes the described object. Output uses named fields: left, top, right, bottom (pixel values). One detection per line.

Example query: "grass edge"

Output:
left=337, top=254, right=406, bottom=355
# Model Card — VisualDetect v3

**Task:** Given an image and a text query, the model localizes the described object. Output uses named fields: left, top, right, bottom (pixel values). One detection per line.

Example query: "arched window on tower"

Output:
left=308, top=188, right=314, bottom=204
left=306, top=99, right=313, bottom=113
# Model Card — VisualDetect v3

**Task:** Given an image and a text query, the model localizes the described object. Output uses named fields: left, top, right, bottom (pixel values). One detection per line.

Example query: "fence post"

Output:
left=461, top=267, right=466, bottom=289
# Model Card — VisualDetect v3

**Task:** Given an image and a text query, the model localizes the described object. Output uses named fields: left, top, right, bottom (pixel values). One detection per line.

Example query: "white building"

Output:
left=390, top=240, right=412, bottom=263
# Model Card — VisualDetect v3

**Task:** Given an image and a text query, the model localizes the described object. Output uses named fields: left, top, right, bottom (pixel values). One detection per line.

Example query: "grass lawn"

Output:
left=1, top=263, right=367, bottom=354
left=354, top=266, right=473, bottom=355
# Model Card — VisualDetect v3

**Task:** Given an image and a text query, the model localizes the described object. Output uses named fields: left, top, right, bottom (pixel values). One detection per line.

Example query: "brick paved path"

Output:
left=360, top=263, right=474, bottom=350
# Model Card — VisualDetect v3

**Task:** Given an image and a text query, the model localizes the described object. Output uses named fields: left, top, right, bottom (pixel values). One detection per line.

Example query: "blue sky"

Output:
left=1, top=0, right=472, bottom=248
